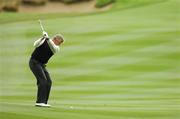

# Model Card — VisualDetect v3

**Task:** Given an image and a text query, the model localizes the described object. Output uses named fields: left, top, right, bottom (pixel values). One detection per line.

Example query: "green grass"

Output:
left=0, top=0, right=179, bottom=119
left=112, top=0, right=168, bottom=10
left=95, top=0, right=115, bottom=8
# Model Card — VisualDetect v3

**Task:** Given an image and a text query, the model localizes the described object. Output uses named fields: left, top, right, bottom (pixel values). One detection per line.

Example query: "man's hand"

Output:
left=43, top=31, right=49, bottom=40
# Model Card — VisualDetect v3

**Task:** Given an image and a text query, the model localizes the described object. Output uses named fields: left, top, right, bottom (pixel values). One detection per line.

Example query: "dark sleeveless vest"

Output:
left=31, top=40, right=53, bottom=64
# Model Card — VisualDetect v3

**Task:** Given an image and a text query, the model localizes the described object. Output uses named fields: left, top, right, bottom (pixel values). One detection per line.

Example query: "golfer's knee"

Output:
left=48, top=80, right=52, bottom=86
left=38, top=81, right=47, bottom=87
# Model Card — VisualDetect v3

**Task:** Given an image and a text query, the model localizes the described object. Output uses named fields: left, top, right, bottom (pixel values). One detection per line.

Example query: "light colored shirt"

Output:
left=33, top=37, right=59, bottom=54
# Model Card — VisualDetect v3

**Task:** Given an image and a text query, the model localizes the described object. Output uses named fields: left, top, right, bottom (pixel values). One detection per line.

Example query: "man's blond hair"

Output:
left=54, top=34, right=64, bottom=42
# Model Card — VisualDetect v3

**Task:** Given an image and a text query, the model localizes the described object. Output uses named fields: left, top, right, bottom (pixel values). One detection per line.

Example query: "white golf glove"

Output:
left=43, top=31, right=49, bottom=39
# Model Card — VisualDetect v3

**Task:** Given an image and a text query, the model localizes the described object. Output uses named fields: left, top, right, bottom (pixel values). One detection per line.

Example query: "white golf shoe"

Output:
left=35, top=103, right=51, bottom=107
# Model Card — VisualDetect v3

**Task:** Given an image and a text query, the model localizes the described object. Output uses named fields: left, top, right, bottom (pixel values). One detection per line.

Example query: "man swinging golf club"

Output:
left=29, top=20, right=64, bottom=107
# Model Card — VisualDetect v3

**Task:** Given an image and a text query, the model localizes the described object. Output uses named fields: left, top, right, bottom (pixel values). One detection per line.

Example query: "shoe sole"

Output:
left=35, top=105, right=50, bottom=108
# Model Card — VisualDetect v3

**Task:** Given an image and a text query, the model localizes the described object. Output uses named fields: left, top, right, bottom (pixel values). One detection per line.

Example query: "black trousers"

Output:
left=29, top=58, right=52, bottom=104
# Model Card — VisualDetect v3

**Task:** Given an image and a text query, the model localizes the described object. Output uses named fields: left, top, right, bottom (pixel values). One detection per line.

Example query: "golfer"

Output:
left=29, top=32, right=64, bottom=107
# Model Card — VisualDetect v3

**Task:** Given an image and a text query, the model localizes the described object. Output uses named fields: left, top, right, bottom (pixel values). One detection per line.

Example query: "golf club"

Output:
left=38, top=19, right=45, bottom=32
left=38, top=19, right=49, bottom=38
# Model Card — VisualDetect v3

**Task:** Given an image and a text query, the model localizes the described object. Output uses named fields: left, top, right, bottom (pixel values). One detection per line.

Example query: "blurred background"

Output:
left=0, top=0, right=179, bottom=119
left=0, top=0, right=113, bottom=13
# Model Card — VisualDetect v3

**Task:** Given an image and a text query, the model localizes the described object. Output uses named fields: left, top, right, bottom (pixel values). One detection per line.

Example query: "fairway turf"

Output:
left=0, top=0, right=179, bottom=119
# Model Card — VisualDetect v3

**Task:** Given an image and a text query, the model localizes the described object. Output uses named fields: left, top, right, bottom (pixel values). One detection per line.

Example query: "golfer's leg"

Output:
left=44, top=67, right=52, bottom=104
left=29, top=60, right=47, bottom=103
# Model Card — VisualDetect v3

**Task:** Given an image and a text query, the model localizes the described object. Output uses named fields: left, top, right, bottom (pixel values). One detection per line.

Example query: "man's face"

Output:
left=52, top=37, right=63, bottom=46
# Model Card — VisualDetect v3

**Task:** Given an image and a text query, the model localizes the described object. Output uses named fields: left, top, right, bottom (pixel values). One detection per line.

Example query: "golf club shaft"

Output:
left=39, top=20, right=45, bottom=32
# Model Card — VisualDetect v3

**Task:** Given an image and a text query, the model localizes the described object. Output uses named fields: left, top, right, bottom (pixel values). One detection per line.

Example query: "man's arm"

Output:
left=47, top=39, right=60, bottom=54
left=33, top=37, right=45, bottom=48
